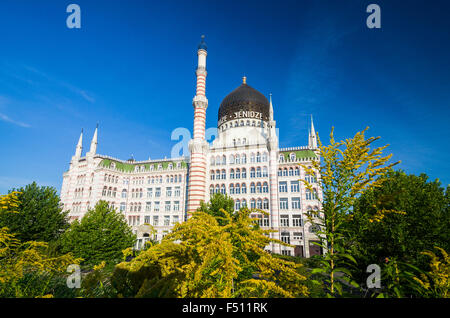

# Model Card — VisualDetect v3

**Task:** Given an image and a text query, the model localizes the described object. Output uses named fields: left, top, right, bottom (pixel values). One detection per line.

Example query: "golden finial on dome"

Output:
left=242, top=76, right=247, bottom=84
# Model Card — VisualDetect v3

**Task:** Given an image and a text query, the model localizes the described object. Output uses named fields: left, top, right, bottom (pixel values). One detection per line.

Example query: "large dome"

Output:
left=218, top=79, right=270, bottom=126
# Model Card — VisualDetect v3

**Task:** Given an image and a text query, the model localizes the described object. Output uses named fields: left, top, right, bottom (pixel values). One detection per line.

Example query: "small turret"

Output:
left=74, top=129, right=83, bottom=157
left=88, top=123, right=98, bottom=155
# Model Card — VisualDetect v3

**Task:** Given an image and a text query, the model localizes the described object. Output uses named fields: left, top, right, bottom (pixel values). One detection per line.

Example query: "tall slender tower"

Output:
left=308, top=115, right=317, bottom=149
left=88, top=124, right=98, bottom=156
left=187, top=36, right=209, bottom=215
left=267, top=94, right=281, bottom=253
left=74, top=129, right=83, bottom=158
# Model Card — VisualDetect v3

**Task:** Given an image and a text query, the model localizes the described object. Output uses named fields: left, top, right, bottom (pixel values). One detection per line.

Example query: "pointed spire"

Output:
left=308, top=115, right=317, bottom=149
left=269, top=93, right=274, bottom=121
left=89, top=123, right=98, bottom=154
left=310, top=114, right=316, bottom=136
left=75, top=128, right=83, bottom=157
left=242, top=76, right=247, bottom=85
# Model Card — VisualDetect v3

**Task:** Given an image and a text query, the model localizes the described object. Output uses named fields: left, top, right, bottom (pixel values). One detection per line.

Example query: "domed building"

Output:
left=60, top=37, right=322, bottom=257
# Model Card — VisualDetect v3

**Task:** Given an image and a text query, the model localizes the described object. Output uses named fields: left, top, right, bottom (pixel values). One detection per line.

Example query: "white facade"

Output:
left=61, top=37, right=322, bottom=257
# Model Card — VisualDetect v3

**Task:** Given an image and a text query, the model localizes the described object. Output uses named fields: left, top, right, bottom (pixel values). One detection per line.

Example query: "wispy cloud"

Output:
left=0, top=112, right=30, bottom=128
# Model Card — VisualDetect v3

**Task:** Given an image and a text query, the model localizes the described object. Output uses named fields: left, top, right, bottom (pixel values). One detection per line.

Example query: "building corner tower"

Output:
left=187, top=35, right=210, bottom=216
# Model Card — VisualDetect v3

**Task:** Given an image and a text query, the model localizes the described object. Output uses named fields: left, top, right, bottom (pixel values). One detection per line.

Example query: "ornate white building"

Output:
left=61, top=36, right=322, bottom=257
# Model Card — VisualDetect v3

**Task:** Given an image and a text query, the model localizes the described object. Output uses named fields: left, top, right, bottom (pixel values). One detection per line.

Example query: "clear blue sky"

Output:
left=0, top=0, right=449, bottom=194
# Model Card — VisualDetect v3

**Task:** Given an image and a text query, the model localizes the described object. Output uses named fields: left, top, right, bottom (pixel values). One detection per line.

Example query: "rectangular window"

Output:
left=172, top=215, right=179, bottom=225
left=164, top=216, right=170, bottom=226
left=175, top=186, right=181, bottom=197
left=153, top=216, right=159, bottom=226
left=144, top=215, right=151, bottom=224
left=165, top=201, right=171, bottom=212
left=292, top=215, right=302, bottom=227
left=279, top=182, right=288, bottom=192
left=280, top=215, right=289, bottom=227
left=291, top=181, right=299, bottom=192
left=145, top=202, right=152, bottom=212
left=293, top=232, right=303, bottom=240
left=281, top=232, right=290, bottom=244
left=166, top=187, right=172, bottom=197
left=173, top=201, right=180, bottom=211
left=292, top=197, right=301, bottom=209
left=279, top=198, right=288, bottom=210
left=155, top=187, right=161, bottom=197
left=154, top=201, right=160, bottom=212
left=147, top=188, right=153, bottom=198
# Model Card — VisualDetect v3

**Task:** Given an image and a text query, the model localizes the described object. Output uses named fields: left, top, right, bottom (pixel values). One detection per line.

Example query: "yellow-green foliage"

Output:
left=413, top=247, right=450, bottom=298
left=301, top=127, right=399, bottom=296
left=0, top=192, right=81, bottom=297
left=111, top=207, right=308, bottom=298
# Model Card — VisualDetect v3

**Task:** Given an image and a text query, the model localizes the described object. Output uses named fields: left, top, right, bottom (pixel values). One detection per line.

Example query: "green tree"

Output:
left=0, top=192, right=81, bottom=298
left=348, top=170, right=450, bottom=293
left=302, top=127, right=399, bottom=297
left=60, top=201, right=136, bottom=266
left=0, top=182, right=69, bottom=243
left=110, top=194, right=309, bottom=298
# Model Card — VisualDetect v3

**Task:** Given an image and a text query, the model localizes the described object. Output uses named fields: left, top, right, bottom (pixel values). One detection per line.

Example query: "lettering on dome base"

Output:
left=218, top=111, right=263, bottom=126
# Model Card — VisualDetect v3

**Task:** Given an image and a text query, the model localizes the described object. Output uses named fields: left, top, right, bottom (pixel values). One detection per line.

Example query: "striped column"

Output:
left=268, top=148, right=281, bottom=253
left=187, top=44, right=209, bottom=214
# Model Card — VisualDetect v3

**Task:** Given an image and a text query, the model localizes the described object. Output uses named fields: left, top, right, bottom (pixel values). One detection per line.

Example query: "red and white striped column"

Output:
left=187, top=36, right=209, bottom=215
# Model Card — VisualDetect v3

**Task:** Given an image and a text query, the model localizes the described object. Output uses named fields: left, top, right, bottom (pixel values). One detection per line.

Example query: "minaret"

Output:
left=187, top=35, right=209, bottom=215
left=88, top=124, right=98, bottom=155
left=267, top=93, right=281, bottom=253
left=75, top=129, right=83, bottom=157
left=308, top=115, right=317, bottom=149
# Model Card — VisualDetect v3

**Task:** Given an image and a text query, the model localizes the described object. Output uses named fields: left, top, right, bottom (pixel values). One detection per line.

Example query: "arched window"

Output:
left=283, top=168, right=288, bottom=176
left=257, top=199, right=262, bottom=209
left=210, top=171, right=215, bottom=180
left=263, top=182, right=268, bottom=193
left=229, top=184, right=235, bottom=194
left=222, top=155, right=226, bottom=165
left=256, top=167, right=261, bottom=177
left=250, top=182, right=255, bottom=193
left=215, top=185, right=220, bottom=193
left=230, top=169, right=235, bottom=179
left=251, top=199, right=256, bottom=209
left=229, top=154, right=235, bottom=164
left=235, top=199, right=241, bottom=211
left=262, top=152, right=268, bottom=162
left=235, top=168, right=240, bottom=179
left=210, top=185, right=214, bottom=195
left=216, top=170, right=221, bottom=180
left=290, top=153, right=296, bottom=161
left=235, top=183, right=240, bottom=194
left=216, top=155, right=220, bottom=165
left=250, top=153, right=255, bottom=163
left=279, top=154, right=284, bottom=162
left=306, top=189, right=312, bottom=200
left=289, top=168, right=294, bottom=176
left=256, top=152, right=261, bottom=162
left=221, top=184, right=226, bottom=194
left=241, top=183, right=247, bottom=194
left=235, top=154, right=240, bottom=164
left=278, top=169, right=282, bottom=176
left=242, top=154, right=247, bottom=163
left=250, top=168, right=256, bottom=178
left=263, top=166, right=268, bottom=177
left=256, top=182, right=262, bottom=193
left=263, top=198, right=269, bottom=210
left=295, top=167, right=300, bottom=176
left=242, top=199, right=247, bottom=207
left=221, top=169, right=226, bottom=180
left=210, top=156, right=215, bottom=166
left=242, top=168, right=247, bottom=178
